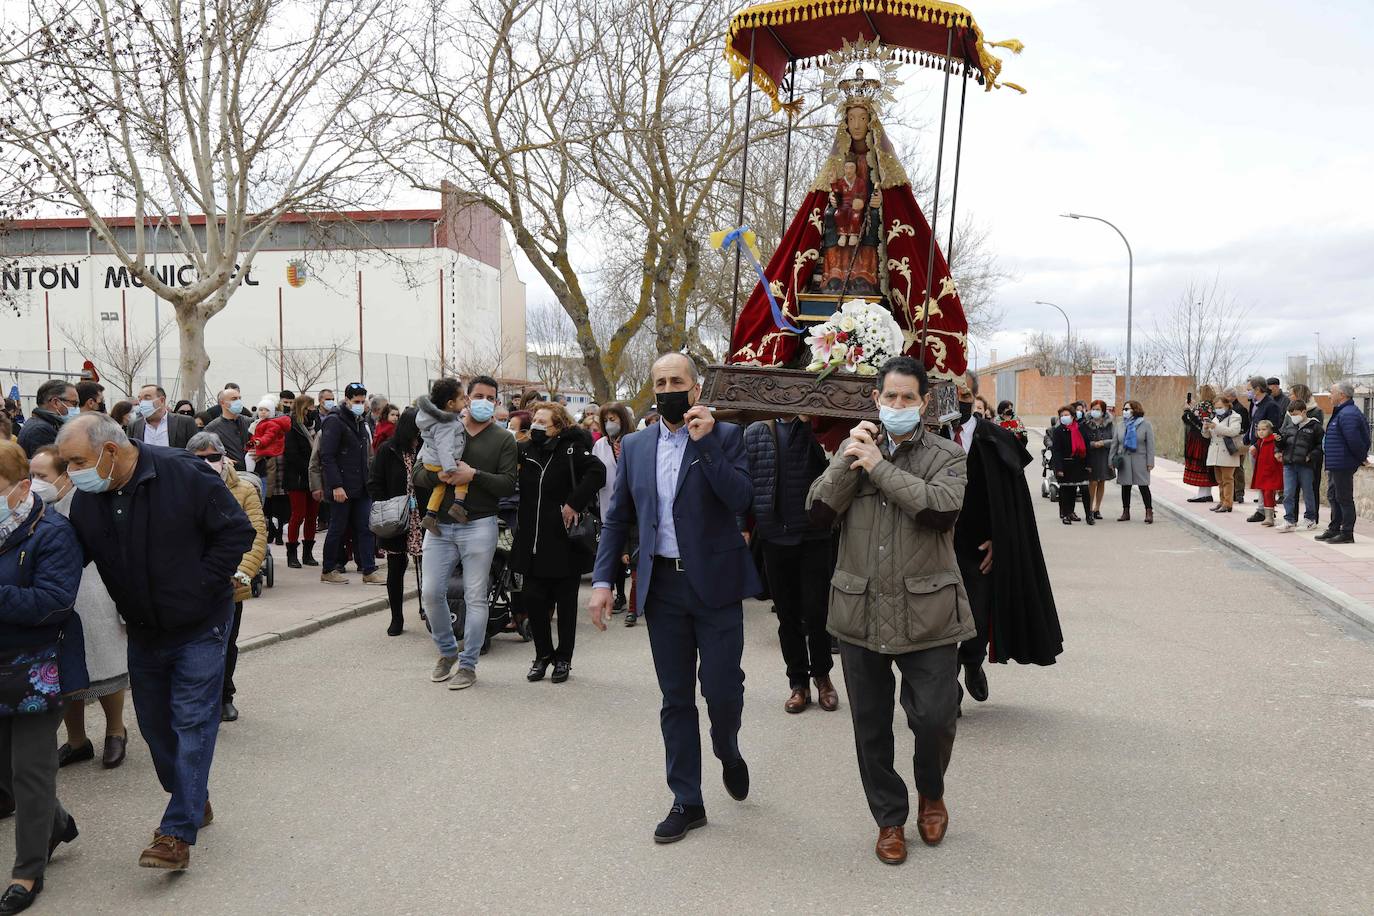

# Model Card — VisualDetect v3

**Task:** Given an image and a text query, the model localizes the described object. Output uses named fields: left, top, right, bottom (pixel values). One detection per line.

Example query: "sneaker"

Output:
left=1277, top=522, right=1297, bottom=533
left=430, top=656, right=460, bottom=682
left=319, top=570, right=349, bottom=584
left=1304, top=520, right=1319, bottom=530
left=449, top=668, right=477, bottom=690
left=361, top=571, right=385, bottom=586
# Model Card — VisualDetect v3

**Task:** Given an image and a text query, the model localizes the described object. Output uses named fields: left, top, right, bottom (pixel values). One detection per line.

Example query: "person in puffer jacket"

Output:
left=1274, top=398, right=1323, bottom=532
left=744, top=416, right=837, bottom=715
left=807, top=356, right=973, bottom=865
left=1318, top=382, right=1371, bottom=543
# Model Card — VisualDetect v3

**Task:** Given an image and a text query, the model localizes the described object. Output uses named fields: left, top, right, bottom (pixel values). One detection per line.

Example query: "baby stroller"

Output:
left=1039, top=427, right=1060, bottom=503
left=239, top=470, right=276, bottom=598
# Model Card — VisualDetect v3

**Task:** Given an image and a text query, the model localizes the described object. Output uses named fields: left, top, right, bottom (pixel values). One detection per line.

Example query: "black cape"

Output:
left=956, top=419, right=1063, bottom=666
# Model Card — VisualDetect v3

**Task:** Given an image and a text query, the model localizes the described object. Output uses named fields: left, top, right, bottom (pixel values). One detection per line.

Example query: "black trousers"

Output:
left=1327, top=468, right=1357, bottom=534
left=760, top=538, right=834, bottom=688
left=956, top=551, right=991, bottom=667
left=1058, top=481, right=1090, bottom=519
left=643, top=559, right=745, bottom=807
left=524, top=573, right=582, bottom=663
left=386, top=553, right=410, bottom=626
left=839, top=640, right=958, bottom=827
left=1121, top=484, right=1153, bottom=510
left=0, top=707, right=69, bottom=880
left=221, top=601, right=244, bottom=704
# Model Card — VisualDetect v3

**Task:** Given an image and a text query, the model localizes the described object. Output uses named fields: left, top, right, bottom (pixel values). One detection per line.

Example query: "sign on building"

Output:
left=1091, top=358, right=1117, bottom=406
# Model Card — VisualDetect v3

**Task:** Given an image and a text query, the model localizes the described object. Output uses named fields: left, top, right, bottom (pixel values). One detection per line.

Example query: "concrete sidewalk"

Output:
left=1148, top=455, right=1374, bottom=633
left=236, top=548, right=415, bottom=652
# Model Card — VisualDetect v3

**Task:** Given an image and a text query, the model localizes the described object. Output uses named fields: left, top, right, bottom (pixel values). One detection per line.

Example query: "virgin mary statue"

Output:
left=728, top=75, right=969, bottom=381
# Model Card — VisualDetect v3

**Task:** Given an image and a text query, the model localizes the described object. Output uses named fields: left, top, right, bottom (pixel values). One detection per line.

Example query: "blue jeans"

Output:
left=420, top=516, right=498, bottom=669
left=127, top=617, right=230, bottom=844
left=323, top=494, right=377, bottom=575
left=1282, top=464, right=1318, bottom=525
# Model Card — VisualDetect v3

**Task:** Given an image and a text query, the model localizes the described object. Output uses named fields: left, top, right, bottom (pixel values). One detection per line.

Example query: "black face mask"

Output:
left=656, top=390, right=692, bottom=425
left=306, top=409, right=319, bottom=426
left=529, top=428, right=549, bottom=446
left=958, top=401, right=974, bottom=423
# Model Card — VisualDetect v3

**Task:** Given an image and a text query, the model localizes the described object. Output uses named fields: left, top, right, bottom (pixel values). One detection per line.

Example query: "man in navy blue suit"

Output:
left=590, top=353, right=760, bottom=845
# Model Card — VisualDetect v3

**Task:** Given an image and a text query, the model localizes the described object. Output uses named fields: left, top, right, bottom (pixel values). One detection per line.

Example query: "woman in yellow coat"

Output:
left=187, top=432, right=266, bottom=724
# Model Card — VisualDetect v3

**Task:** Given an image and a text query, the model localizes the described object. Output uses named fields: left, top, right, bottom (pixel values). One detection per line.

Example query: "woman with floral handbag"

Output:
left=0, top=440, right=83, bottom=914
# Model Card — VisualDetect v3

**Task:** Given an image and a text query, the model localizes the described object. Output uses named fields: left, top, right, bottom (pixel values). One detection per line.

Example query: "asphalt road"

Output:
left=13, top=468, right=1374, bottom=914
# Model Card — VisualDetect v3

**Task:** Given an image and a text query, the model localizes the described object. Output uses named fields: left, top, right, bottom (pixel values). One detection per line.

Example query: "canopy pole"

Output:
left=780, top=60, right=797, bottom=212
left=728, top=29, right=758, bottom=342
left=919, top=29, right=955, bottom=364
left=945, top=67, right=969, bottom=270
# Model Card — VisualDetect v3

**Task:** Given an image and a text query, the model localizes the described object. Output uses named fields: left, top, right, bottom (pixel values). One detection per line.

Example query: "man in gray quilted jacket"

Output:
left=807, top=355, right=975, bottom=867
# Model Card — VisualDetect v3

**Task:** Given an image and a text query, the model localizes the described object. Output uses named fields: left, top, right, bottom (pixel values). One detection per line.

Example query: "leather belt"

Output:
left=654, top=556, right=686, bottom=573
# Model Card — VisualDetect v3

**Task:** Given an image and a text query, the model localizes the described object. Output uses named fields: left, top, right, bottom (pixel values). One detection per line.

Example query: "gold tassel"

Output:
left=989, top=38, right=1025, bottom=54
left=1001, top=81, right=1028, bottom=94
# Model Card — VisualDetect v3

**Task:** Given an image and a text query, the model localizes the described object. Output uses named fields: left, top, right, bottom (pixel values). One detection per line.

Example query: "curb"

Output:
left=237, top=587, right=419, bottom=655
left=1153, top=498, right=1374, bottom=634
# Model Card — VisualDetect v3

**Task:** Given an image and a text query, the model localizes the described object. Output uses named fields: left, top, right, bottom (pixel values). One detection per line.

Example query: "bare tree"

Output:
left=527, top=301, right=581, bottom=398
left=450, top=324, right=523, bottom=382
left=0, top=0, right=408, bottom=404
left=1024, top=330, right=1107, bottom=376
left=57, top=319, right=172, bottom=397
left=252, top=340, right=348, bottom=395
left=1314, top=337, right=1360, bottom=388
left=1144, top=277, right=1261, bottom=388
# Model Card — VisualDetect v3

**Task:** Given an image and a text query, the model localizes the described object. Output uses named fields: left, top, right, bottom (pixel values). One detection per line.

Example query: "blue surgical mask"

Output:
left=136, top=399, right=157, bottom=418
left=1060, top=415, right=1073, bottom=426
left=878, top=404, right=922, bottom=436
left=69, top=447, right=115, bottom=494
left=323, top=400, right=337, bottom=412
left=228, top=399, right=244, bottom=415
left=1089, top=409, right=1103, bottom=420
left=468, top=399, right=496, bottom=423
left=350, top=402, right=365, bottom=417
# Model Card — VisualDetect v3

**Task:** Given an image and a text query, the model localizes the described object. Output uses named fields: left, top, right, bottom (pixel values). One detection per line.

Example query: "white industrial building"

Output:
left=0, top=185, right=527, bottom=407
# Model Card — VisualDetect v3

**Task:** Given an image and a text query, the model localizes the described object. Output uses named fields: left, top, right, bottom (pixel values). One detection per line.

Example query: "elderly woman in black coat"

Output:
left=1050, top=404, right=1093, bottom=525
left=511, top=402, right=604, bottom=684
left=366, top=408, right=423, bottom=636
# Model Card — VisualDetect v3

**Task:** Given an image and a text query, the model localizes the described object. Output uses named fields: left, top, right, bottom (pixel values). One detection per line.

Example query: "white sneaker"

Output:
left=1304, top=521, right=1319, bottom=530
left=1277, top=522, right=1297, bottom=533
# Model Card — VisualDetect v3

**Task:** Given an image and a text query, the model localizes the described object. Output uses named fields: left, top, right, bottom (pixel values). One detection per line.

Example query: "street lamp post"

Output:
left=1036, top=300, right=1072, bottom=405
left=150, top=216, right=167, bottom=391
left=1061, top=212, right=1133, bottom=400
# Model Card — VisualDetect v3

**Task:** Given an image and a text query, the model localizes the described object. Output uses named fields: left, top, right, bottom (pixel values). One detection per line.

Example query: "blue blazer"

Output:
left=593, top=421, right=760, bottom=609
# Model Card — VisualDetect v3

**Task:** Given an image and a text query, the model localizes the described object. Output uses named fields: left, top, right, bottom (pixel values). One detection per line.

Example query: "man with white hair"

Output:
left=204, top=389, right=252, bottom=471
left=1317, top=381, right=1371, bottom=545
left=58, top=413, right=254, bottom=871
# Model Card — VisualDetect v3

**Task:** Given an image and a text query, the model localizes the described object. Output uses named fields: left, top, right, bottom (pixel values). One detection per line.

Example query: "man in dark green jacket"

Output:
left=413, top=375, right=518, bottom=690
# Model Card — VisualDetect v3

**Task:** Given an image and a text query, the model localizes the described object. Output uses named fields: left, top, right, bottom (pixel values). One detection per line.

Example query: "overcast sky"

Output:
left=895, top=0, right=1374, bottom=379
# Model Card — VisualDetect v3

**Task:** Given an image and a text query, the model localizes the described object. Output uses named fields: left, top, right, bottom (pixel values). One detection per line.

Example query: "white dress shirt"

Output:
left=142, top=413, right=170, bottom=448
left=954, top=414, right=976, bottom=454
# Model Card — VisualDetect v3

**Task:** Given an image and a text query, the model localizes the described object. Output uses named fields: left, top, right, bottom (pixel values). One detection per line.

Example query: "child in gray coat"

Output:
left=416, top=378, right=468, bottom=533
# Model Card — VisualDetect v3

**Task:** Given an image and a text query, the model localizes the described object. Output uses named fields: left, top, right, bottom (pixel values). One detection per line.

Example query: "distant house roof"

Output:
left=979, top=354, right=1039, bottom=375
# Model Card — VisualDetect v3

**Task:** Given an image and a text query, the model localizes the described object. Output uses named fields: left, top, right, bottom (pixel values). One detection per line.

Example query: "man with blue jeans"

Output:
left=414, top=376, right=517, bottom=689
left=1275, top=397, right=1323, bottom=533
left=60, top=413, right=253, bottom=871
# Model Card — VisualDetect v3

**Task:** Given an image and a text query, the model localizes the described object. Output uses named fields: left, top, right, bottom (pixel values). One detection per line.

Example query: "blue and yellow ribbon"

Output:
left=713, top=225, right=803, bottom=335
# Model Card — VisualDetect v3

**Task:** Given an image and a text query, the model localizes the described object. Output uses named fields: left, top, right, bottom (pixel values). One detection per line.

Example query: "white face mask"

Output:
left=29, top=479, right=60, bottom=504
left=1289, top=414, right=1304, bottom=424
left=1122, top=409, right=1134, bottom=419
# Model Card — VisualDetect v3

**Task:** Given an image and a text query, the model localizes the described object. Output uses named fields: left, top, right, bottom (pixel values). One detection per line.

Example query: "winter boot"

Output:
left=287, top=543, right=302, bottom=569
left=1261, top=508, right=1276, bottom=527
left=301, top=540, right=320, bottom=567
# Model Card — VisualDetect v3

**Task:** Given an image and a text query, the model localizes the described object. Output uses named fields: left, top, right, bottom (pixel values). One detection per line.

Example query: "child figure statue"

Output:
left=829, top=156, right=868, bottom=247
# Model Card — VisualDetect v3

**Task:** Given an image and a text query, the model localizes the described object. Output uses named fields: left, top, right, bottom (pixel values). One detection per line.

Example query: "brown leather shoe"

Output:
left=784, top=687, right=811, bottom=714
left=916, top=795, right=949, bottom=846
left=202, top=800, right=213, bottom=828
left=814, top=676, right=839, bottom=711
left=139, top=834, right=190, bottom=870
left=875, top=825, right=907, bottom=865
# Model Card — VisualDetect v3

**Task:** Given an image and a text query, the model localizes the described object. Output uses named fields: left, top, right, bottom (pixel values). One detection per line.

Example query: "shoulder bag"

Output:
left=565, top=445, right=600, bottom=558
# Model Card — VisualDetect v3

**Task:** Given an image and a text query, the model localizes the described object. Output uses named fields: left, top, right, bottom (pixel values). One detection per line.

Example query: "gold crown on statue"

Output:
left=821, top=37, right=902, bottom=110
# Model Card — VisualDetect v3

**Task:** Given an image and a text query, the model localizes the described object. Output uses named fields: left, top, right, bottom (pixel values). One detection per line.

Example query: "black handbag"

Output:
left=0, top=643, right=62, bottom=717
left=565, top=447, right=601, bottom=558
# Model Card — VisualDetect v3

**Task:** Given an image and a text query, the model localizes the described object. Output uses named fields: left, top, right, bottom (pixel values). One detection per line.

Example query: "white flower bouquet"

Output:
left=804, top=298, right=906, bottom=379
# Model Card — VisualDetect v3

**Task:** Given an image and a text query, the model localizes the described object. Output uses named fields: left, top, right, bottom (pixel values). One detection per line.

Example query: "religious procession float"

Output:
left=703, top=0, right=1024, bottom=427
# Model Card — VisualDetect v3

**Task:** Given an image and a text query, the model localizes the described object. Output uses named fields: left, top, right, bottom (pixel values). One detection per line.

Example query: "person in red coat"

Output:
left=1249, top=419, right=1284, bottom=527
left=246, top=414, right=290, bottom=459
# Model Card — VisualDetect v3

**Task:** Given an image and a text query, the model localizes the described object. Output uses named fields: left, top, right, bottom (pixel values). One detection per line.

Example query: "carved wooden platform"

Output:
left=700, top=365, right=877, bottom=421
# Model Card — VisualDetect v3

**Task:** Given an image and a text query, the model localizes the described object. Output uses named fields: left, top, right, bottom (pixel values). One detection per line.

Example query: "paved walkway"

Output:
left=1147, top=455, right=1374, bottom=632
left=16, top=464, right=1374, bottom=913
